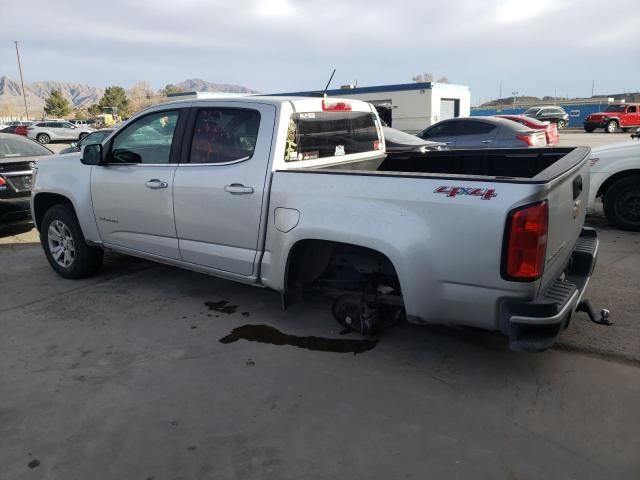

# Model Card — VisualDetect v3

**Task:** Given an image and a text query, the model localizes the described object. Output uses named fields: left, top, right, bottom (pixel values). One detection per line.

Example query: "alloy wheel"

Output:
left=48, top=220, right=76, bottom=268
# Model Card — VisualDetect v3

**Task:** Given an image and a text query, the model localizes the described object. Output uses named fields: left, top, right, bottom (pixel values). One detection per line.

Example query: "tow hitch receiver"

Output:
left=576, top=299, right=612, bottom=326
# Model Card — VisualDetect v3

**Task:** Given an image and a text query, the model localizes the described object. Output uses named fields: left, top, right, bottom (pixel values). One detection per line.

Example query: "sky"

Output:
left=0, top=0, right=639, bottom=105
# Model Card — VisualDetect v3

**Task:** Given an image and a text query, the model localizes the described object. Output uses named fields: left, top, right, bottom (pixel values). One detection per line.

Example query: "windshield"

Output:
left=524, top=108, right=540, bottom=115
left=605, top=105, right=626, bottom=112
left=0, top=135, right=53, bottom=158
left=382, top=126, right=426, bottom=146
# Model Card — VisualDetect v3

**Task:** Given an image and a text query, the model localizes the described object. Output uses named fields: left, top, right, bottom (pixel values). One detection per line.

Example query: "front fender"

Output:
left=31, top=154, right=100, bottom=242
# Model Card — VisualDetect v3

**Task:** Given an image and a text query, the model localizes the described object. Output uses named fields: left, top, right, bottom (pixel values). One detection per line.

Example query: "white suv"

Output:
left=27, top=121, right=94, bottom=144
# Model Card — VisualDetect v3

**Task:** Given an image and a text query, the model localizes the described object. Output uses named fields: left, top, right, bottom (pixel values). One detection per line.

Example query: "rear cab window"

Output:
left=281, top=98, right=383, bottom=168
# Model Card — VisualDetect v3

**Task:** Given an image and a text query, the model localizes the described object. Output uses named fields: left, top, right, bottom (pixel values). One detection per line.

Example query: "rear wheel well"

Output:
left=33, top=193, right=74, bottom=230
left=597, top=170, right=640, bottom=198
left=285, top=240, right=400, bottom=295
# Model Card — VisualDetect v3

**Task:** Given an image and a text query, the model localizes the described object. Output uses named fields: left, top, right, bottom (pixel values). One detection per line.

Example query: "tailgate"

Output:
left=538, top=152, right=591, bottom=291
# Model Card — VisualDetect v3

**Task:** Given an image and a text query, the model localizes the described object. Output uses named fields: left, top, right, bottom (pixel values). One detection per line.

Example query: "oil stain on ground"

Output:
left=205, top=300, right=238, bottom=315
left=219, top=324, right=377, bottom=354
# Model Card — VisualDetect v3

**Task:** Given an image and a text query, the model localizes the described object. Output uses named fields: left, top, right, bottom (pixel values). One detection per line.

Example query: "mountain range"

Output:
left=0, top=77, right=257, bottom=115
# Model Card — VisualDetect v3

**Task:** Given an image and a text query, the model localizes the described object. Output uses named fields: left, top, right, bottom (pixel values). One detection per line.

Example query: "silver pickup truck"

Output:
left=31, top=96, right=600, bottom=352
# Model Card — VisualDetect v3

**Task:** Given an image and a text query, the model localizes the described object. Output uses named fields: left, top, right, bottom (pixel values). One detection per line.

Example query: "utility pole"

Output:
left=591, top=80, right=595, bottom=98
left=14, top=41, right=29, bottom=119
left=512, top=91, right=518, bottom=111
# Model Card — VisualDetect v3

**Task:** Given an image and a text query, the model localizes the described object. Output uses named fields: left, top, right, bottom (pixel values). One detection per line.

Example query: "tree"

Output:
left=87, top=104, right=101, bottom=116
left=412, top=72, right=433, bottom=83
left=436, top=76, right=450, bottom=84
left=98, top=86, right=131, bottom=118
left=43, top=89, right=71, bottom=118
left=163, top=84, right=185, bottom=96
left=129, top=81, right=159, bottom=112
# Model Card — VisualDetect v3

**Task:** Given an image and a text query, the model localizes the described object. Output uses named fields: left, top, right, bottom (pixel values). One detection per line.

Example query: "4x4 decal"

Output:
left=434, top=186, right=497, bottom=200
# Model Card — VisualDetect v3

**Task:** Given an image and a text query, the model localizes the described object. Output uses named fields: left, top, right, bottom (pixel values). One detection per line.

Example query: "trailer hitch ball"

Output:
left=576, top=300, right=612, bottom=326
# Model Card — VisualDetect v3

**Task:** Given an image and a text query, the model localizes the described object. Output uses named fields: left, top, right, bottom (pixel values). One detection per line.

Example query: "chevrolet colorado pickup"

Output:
left=31, top=96, right=601, bottom=352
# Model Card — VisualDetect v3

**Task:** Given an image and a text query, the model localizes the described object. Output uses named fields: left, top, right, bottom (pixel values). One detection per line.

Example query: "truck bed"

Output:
left=294, top=147, right=589, bottom=183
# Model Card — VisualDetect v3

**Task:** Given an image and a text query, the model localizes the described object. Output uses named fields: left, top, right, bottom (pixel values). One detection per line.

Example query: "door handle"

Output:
left=224, top=183, right=254, bottom=195
left=481, top=140, right=492, bottom=144
left=145, top=179, right=168, bottom=189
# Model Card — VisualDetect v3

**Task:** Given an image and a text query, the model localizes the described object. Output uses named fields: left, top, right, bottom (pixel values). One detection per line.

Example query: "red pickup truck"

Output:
left=584, top=103, right=640, bottom=133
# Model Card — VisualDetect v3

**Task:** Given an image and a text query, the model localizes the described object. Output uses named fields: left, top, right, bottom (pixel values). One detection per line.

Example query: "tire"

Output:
left=605, top=120, right=618, bottom=134
left=584, top=126, right=595, bottom=133
left=37, top=133, right=50, bottom=144
left=557, top=119, right=566, bottom=129
left=40, top=205, right=104, bottom=278
left=603, top=175, right=640, bottom=232
left=78, top=132, right=88, bottom=140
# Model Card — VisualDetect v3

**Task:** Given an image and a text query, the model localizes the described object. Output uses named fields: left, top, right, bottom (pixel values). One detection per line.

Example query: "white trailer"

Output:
left=279, top=82, right=471, bottom=133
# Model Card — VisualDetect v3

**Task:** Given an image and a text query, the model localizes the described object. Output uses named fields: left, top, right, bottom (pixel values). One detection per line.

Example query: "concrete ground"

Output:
left=557, top=130, right=635, bottom=148
left=1, top=135, right=638, bottom=479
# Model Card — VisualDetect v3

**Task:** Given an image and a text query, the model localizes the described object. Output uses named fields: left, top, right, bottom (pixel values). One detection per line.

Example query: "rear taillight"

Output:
left=322, top=99, right=352, bottom=111
left=503, top=201, right=548, bottom=281
left=0, top=177, right=6, bottom=186
left=516, top=134, right=535, bottom=146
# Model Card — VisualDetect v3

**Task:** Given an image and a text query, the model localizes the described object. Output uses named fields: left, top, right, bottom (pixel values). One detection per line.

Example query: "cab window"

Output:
left=188, top=108, right=261, bottom=164
left=110, top=111, right=180, bottom=164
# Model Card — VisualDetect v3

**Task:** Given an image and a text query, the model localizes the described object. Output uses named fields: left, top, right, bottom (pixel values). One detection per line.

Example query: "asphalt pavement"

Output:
left=1, top=133, right=638, bottom=479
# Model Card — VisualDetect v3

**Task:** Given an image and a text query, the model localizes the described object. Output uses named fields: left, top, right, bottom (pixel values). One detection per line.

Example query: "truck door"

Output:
left=625, top=105, right=638, bottom=127
left=91, top=109, right=186, bottom=259
left=172, top=103, right=276, bottom=276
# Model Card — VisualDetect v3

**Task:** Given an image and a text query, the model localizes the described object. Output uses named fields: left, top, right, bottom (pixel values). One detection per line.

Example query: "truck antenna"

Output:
left=322, top=69, right=336, bottom=97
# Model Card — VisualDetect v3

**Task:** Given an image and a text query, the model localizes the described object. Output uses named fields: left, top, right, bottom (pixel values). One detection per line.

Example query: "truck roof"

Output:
left=146, top=96, right=375, bottom=112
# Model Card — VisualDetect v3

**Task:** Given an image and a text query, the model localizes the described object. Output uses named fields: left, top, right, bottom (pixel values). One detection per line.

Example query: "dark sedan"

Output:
left=58, top=128, right=114, bottom=154
left=0, top=133, right=52, bottom=228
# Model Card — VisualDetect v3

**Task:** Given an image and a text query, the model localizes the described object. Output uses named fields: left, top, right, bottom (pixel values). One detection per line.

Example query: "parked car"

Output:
left=584, top=103, right=640, bottom=134
left=27, top=121, right=94, bottom=144
left=2, top=122, right=32, bottom=136
left=0, top=133, right=52, bottom=228
left=588, top=130, right=640, bottom=231
left=416, top=117, right=547, bottom=148
left=58, top=129, right=115, bottom=154
left=31, top=96, right=599, bottom=352
left=496, top=115, right=559, bottom=145
left=14, top=122, right=32, bottom=136
left=382, top=126, right=446, bottom=154
left=0, top=125, right=19, bottom=134
left=523, top=106, right=570, bottom=129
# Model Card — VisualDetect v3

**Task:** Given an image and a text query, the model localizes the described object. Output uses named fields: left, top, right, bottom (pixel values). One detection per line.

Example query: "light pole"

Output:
left=512, top=91, right=518, bottom=111
left=14, top=41, right=29, bottom=120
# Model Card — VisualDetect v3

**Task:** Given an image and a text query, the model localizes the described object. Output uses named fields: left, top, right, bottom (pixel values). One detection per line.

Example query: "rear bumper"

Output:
left=500, top=227, right=598, bottom=352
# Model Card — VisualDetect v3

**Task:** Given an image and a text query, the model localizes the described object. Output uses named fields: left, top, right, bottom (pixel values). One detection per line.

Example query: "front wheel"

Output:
left=584, top=126, right=595, bottom=133
left=605, top=120, right=618, bottom=133
left=41, top=205, right=104, bottom=278
left=37, top=133, right=50, bottom=144
left=603, top=176, right=640, bottom=231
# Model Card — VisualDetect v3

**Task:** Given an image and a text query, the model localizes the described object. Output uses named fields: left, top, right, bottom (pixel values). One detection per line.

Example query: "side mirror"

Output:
left=81, top=143, right=103, bottom=165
